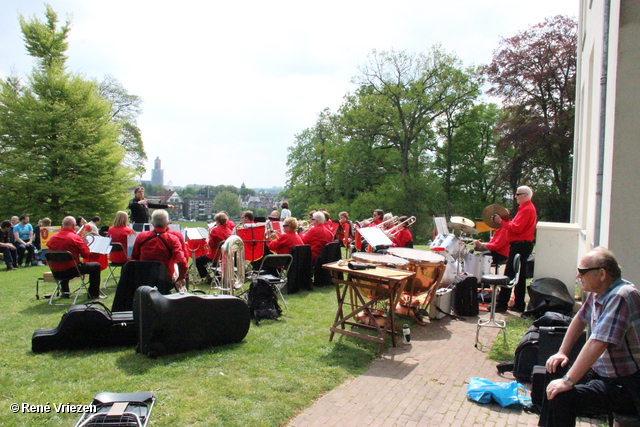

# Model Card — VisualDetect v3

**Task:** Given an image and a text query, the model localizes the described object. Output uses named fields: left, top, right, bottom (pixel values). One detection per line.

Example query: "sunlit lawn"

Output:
left=0, top=264, right=380, bottom=426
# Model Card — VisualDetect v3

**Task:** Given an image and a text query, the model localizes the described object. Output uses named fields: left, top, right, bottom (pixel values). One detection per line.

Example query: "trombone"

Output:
left=383, top=216, right=416, bottom=238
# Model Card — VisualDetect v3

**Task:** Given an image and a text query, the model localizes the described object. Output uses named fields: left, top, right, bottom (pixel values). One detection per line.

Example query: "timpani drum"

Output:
left=386, top=248, right=446, bottom=322
left=464, top=252, right=492, bottom=278
left=352, top=252, right=410, bottom=268
left=386, top=248, right=446, bottom=294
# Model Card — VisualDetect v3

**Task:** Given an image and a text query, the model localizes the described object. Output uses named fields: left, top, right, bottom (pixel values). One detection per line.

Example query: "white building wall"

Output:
left=573, top=0, right=640, bottom=284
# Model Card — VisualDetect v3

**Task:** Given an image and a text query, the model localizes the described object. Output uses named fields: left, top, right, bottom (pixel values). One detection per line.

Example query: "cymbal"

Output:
left=482, top=204, right=510, bottom=229
left=449, top=216, right=474, bottom=228
left=448, top=218, right=479, bottom=235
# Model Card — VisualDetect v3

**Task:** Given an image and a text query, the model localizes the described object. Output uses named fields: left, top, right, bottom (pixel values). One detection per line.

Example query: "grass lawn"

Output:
left=0, top=264, right=382, bottom=426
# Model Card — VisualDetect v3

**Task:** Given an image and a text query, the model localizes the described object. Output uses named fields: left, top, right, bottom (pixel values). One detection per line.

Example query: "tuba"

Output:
left=216, top=235, right=246, bottom=295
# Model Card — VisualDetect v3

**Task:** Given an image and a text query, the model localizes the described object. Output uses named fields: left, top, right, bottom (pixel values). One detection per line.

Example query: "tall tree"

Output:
left=342, top=48, right=482, bottom=218
left=0, top=5, right=133, bottom=222
left=485, top=15, right=577, bottom=220
left=99, top=75, right=147, bottom=176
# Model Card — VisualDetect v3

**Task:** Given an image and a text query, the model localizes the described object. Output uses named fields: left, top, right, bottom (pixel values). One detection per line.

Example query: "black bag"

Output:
left=532, top=311, right=572, bottom=328
left=247, top=276, right=282, bottom=324
left=524, top=277, right=575, bottom=319
left=133, top=286, right=251, bottom=357
left=513, top=325, right=540, bottom=382
left=451, top=273, right=479, bottom=316
left=32, top=301, right=136, bottom=353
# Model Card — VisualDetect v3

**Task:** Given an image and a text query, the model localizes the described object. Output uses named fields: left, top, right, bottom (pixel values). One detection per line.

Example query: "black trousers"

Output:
left=539, top=372, right=640, bottom=427
left=497, top=240, right=533, bottom=309
left=1, top=246, right=17, bottom=266
left=54, top=262, right=101, bottom=297
left=196, top=255, right=214, bottom=278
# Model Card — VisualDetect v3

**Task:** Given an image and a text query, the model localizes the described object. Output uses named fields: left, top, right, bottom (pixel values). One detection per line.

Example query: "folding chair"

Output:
left=103, top=242, right=127, bottom=289
left=75, top=391, right=156, bottom=427
left=256, top=254, right=293, bottom=311
left=44, top=251, right=90, bottom=305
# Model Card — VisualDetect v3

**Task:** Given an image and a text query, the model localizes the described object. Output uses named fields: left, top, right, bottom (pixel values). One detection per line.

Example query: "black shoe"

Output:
left=88, top=294, right=107, bottom=300
left=61, top=292, right=71, bottom=299
left=508, top=305, right=526, bottom=313
left=14, top=263, right=22, bottom=269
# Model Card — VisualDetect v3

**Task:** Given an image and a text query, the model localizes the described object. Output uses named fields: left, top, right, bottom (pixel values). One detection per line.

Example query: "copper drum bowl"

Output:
left=351, top=252, right=410, bottom=299
left=386, top=248, right=446, bottom=295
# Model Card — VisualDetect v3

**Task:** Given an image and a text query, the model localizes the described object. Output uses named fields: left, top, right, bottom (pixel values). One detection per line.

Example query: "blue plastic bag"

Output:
left=467, top=377, right=531, bottom=407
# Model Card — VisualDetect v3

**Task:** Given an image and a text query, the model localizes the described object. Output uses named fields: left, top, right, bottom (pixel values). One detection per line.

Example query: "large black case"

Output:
left=133, top=286, right=251, bottom=357
left=32, top=302, right=136, bottom=353
left=452, top=273, right=479, bottom=316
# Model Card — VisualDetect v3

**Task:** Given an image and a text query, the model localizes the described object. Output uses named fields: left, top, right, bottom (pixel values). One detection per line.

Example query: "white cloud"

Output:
left=0, top=0, right=578, bottom=188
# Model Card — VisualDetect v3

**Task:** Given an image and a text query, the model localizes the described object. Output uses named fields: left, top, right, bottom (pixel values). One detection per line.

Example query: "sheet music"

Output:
left=433, top=217, right=449, bottom=236
left=88, top=235, right=112, bottom=254
left=358, top=227, right=393, bottom=247
left=127, top=234, right=137, bottom=258
left=186, top=227, right=208, bottom=240
left=168, top=224, right=181, bottom=232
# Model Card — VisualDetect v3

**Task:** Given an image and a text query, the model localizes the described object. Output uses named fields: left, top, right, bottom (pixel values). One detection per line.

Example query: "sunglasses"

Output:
left=515, top=193, right=526, bottom=196
left=577, top=266, right=602, bottom=275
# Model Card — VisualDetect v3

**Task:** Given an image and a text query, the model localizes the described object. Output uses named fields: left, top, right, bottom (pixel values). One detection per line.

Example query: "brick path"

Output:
left=287, top=311, right=599, bottom=427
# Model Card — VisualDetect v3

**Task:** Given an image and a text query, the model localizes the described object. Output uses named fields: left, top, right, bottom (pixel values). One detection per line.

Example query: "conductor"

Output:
left=128, top=187, right=174, bottom=231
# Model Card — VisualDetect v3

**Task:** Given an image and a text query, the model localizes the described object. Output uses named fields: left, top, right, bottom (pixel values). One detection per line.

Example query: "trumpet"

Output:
left=356, top=217, right=373, bottom=227
left=384, top=216, right=416, bottom=238
left=297, top=219, right=311, bottom=234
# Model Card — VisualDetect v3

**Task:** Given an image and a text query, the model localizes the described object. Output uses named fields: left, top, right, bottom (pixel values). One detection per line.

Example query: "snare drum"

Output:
left=352, top=252, right=409, bottom=268
left=464, top=252, right=492, bottom=277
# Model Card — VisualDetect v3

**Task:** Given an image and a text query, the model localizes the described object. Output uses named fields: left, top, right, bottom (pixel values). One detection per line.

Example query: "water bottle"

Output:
left=402, top=324, right=411, bottom=344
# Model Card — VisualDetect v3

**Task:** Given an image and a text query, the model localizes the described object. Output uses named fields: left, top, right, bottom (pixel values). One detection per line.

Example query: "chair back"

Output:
left=258, top=254, right=293, bottom=280
left=314, top=241, right=342, bottom=287
left=111, top=260, right=172, bottom=312
left=110, top=242, right=125, bottom=253
left=288, top=245, right=312, bottom=293
left=45, top=251, right=81, bottom=277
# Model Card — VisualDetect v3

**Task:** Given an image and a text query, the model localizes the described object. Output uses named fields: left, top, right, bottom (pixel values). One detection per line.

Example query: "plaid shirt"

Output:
left=577, top=278, right=640, bottom=378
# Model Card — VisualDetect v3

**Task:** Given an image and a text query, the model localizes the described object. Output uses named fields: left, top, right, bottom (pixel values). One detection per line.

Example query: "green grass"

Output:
left=0, top=265, right=380, bottom=426
left=487, top=315, right=535, bottom=363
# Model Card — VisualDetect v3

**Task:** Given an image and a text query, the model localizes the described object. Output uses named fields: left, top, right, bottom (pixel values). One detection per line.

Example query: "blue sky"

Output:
left=0, top=0, right=578, bottom=189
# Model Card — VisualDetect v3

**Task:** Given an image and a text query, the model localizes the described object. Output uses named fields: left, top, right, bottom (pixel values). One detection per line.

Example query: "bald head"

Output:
left=62, top=216, right=76, bottom=229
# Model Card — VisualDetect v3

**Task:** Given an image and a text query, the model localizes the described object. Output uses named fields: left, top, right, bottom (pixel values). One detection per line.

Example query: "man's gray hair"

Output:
left=592, top=247, right=622, bottom=279
left=313, top=211, right=326, bottom=224
left=151, top=210, right=169, bottom=228
left=517, top=186, right=533, bottom=197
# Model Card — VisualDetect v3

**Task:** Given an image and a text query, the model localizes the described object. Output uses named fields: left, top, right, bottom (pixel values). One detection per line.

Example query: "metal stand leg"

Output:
left=475, top=283, right=507, bottom=349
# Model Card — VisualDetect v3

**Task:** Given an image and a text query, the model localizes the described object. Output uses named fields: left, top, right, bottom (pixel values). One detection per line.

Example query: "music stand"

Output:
left=185, top=227, right=208, bottom=287
left=358, top=227, right=393, bottom=250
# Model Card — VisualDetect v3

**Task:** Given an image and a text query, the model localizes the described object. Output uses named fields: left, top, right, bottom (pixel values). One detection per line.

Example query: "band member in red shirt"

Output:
left=107, top=211, right=136, bottom=264
left=194, top=212, right=232, bottom=284
left=302, top=211, right=334, bottom=261
left=131, top=210, right=188, bottom=291
left=493, top=185, right=537, bottom=312
left=267, top=217, right=304, bottom=255
left=391, top=216, right=414, bottom=248
left=47, top=216, right=102, bottom=299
